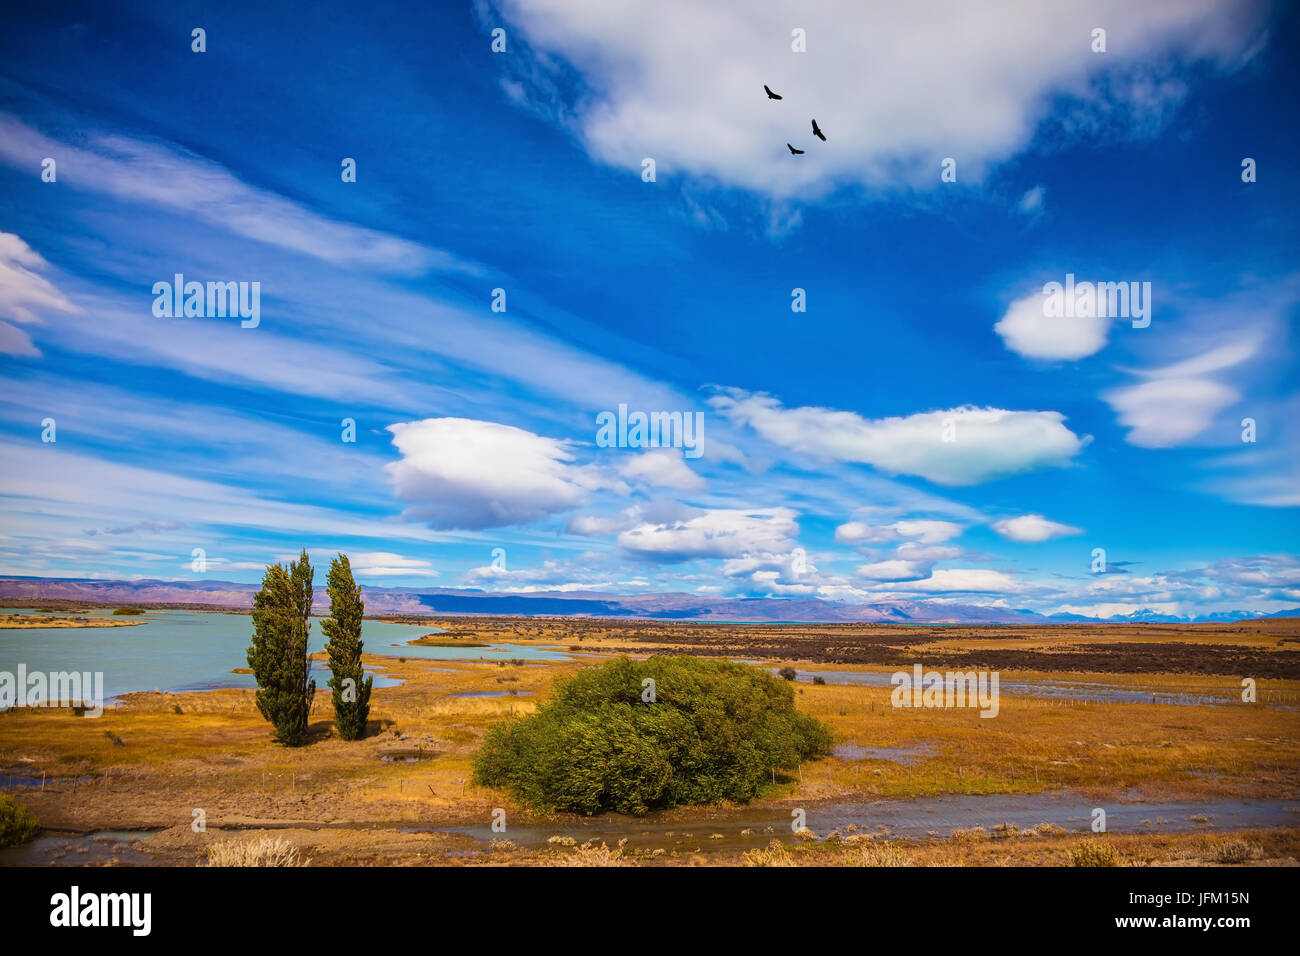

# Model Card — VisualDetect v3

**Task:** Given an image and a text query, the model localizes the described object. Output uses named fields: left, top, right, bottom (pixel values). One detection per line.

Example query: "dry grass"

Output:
left=556, top=840, right=626, bottom=867
left=1214, top=838, right=1262, bottom=864
left=205, top=836, right=309, bottom=867
left=853, top=843, right=913, bottom=866
left=1069, top=839, right=1123, bottom=867
left=743, top=840, right=798, bottom=867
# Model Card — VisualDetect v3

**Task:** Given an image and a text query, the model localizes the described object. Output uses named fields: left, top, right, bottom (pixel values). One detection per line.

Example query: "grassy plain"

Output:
left=0, top=613, right=1296, bottom=866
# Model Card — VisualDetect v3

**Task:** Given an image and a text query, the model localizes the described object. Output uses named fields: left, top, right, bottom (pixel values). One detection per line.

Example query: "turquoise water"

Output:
left=0, top=608, right=570, bottom=700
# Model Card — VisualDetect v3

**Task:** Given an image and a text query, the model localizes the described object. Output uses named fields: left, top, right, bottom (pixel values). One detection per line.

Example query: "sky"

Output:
left=0, top=0, right=1297, bottom=619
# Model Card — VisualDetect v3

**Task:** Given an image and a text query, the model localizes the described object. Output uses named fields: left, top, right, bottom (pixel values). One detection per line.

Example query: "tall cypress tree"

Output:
left=322, top=553, right=372, bottom=740
left=247, top=549, right=317, bottom=746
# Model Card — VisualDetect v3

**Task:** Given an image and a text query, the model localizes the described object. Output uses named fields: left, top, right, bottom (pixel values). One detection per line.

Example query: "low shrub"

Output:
left=1070, top=839, right=1121, bottom=867
left=0, top=794, right=39, bottom=848
left=473, top=656, right=832, bottom=815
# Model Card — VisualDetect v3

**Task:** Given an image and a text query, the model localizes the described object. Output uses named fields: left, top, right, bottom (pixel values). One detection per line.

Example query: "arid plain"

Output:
left=2, top=608, right=1297, bottom=867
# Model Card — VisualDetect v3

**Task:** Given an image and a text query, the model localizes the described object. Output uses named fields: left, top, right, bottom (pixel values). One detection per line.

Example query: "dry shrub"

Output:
left=558, top=840, right=625, bottom=867
left=743, top=839, right=797, bottom=867
left=205, top=836, right=308, bottom=867
left=1069, top=839, right=1121, bottom=867
left=854, top=843, right=912, bottom=867
left=1214, top=838, right=1261, bottom=864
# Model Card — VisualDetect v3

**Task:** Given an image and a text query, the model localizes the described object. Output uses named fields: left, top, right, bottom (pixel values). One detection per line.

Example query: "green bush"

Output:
left=112, top=606, right=145, bottom=615
left=0, top=793, right=39, bottom=848
left=473, top=656, right=832, bottom=815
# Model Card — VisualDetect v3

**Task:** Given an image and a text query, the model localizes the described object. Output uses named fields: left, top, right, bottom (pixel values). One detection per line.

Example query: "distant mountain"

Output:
left=0, top=575, right=1291, bottom=625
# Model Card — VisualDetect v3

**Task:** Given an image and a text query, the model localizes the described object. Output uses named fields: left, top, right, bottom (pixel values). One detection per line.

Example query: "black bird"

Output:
left=764, top=84, right=783, bottom=100
left=787, top=143, right=804, bottom=155
left=812, top=119, right=826, bottom=141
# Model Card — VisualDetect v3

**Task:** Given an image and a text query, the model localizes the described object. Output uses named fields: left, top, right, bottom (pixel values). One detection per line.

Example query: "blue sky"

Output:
left=0, top=0, right=1297, bottom=618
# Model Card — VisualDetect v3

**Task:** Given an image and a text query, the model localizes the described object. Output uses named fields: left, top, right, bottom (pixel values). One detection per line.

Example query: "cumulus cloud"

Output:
left=617, top=449, right=705, bottom=491
left=994, top=290, right=1111, bottom=360
left=992, top=513, right=1084, bottom=542
left=713, top=390, right=1087, bottom=486
left=385, top=418, right=615, bottom=529
left=618, top=507, right=799, bottom=561
left=492, top=0, right=1265, bottom=199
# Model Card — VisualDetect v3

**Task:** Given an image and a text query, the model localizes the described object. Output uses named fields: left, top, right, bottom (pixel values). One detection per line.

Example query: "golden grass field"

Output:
left=1, top=613, right=1297, bottom=866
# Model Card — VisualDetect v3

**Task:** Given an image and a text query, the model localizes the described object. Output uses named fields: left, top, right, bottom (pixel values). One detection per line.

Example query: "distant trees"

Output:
left=321, top=554, right=373, bottom=740
left=247, top=549, right=316, bottom=746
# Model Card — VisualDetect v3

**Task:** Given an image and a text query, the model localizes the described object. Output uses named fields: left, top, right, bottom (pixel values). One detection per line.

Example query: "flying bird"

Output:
left=812, top=119, right=826, bottom=141
left=764, top=84, right=783, bottom=100
left=787, top=143, right=804, bottom=155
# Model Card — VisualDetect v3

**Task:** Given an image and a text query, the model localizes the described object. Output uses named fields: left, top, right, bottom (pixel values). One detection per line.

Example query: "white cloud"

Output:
left=494, top=0, right=1265, bottom=200
left=995, top=290, right=1111, bottom=360
left=385, top=418, right=615, bottom=529
left=0, top=232, right=81, bottom=357
left=346, top=552, right=440, bottom=577
left=714, top=390, right=1087, bottom=486
left=618, top=507, right=798, bottom=560
left=992, top=513, right=1084, bottom=542
left=835, top=518, right=962, bottom=544
left=617, top=449, right=705, bottom=491
left=857, top=559, right=929, bottom=582
left=1105, top=339, right=1258, bottom=448
left=869, top=568, right=1024, bottom=593
left=1017, top=185, right=1046, bottom=214
left=0, top=117, right=477, bottom=276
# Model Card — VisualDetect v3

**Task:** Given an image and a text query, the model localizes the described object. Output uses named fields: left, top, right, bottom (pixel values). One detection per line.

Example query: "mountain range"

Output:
left=1, top=576, right=1294, bottom=625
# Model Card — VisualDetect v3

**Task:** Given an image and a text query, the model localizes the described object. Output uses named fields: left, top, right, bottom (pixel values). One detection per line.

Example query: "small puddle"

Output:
left=378, top=750, right=439, bottom=763
left=832, top=743, right=932, bottom=764
left=0, top=830, right=156, bottom=866
left=0, top=772, right=93, bottom=791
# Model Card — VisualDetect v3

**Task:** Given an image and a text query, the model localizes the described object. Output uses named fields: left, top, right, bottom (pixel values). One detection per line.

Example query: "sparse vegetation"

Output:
left=205, top=837, right=308, bottom=867
left=1215, top=838, right=1261, bottom=864
left=853, top=842, right=912, bottom=866
left=112, top=606, right=145, bottom=615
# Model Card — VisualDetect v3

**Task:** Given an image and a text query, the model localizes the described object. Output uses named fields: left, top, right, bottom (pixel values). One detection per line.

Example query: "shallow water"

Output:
left=0, top=830, right=155, bottom=866
left=441, top=791, right=1300, bottom=851
left=0, top=608, right=569, bottom=700
left=779, top=667, right=1255, bottom=707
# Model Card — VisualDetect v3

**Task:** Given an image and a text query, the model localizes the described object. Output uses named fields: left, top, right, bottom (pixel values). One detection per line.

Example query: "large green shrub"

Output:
left=473, top=656, right=832, bottom=815
left=0, top=793, right=39, bottom=848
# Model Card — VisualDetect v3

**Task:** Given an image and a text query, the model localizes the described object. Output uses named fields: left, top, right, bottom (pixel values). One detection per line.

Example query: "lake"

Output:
left=0, top=608, right=571, bottom=701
